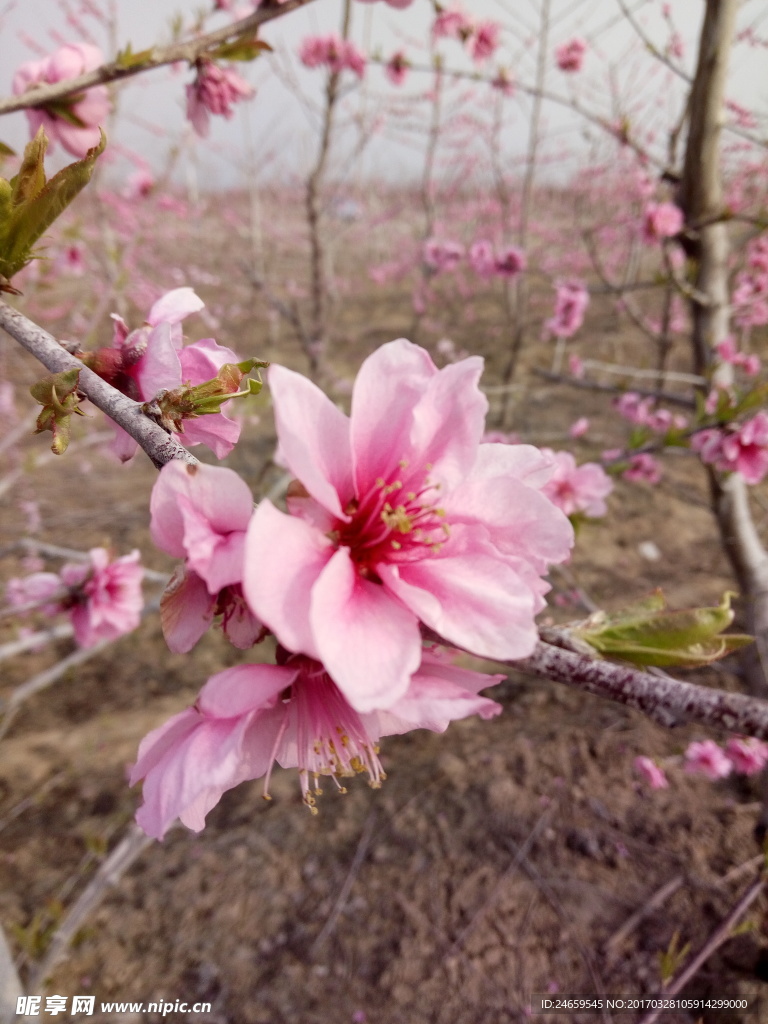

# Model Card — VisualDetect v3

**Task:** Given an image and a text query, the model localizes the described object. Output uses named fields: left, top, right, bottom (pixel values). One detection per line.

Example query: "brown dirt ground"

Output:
left=1, top=190, right=768, bottom=1024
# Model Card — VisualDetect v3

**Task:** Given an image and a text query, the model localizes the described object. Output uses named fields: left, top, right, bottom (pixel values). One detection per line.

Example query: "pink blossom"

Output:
left=131, top=647, right=503, bottom=837
left=12, top=42, right=109, bottom=158
left=555, top=38, right=586, bottom=73
left=623, top=453, right=662, bottom=485
left=468, top=240, right=496, bottom=278
left=540, top=449, right=613, bottom=518
left=99, top=289, right=241, bottom=462
left=642, top=201, right=684, bottom=243
left=471, top=21, right=501, bottom=63
left=60, top=548, right=144, bottom=649
left=614, top=392, right=653, bottom=426
left=494, top=246, right=526, bottom=278
left=546, top=281, right=589, bottom=339
left=423, top=239, right=464, bottom=273
left=634, top=755, right=669, bottom=790
left=684, top=740, right=732, bottom=781
left=186, top=60, right=254, bottom=137
left=299, top=34, right=366, bottom=77
left=385, top=51, right=408, bottom=86
left=55, top=243, right=86, bottom=277
left=6, top=572, right=64, bottom=616
left=433, top=6, right=474, bottom=41
left=725, top=737, right=768, bottom=776
left=244, top=340, right=574, bottom=711
left=150, top=461, right=261, bottom=653
left=569, top=417, right=590, bottom=439
left=123, top=169, right=155, bottom=200
left=667, top=32, right=684, bottom=59
left=691, top=413, right=768, bottom=484
left=716, top=337, right=761, bottom=376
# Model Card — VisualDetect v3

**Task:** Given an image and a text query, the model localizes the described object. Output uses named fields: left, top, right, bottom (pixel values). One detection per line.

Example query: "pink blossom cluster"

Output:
left=732, top=236, right=768, bottom=329
left=186, top=60, right=254, bottom=138
left=715, top=337, right=760, bottom=377
left=636, top=736, right=768, bottom=790
left=7, top=549, right=143, bottom=649
left=299, top=34, right=366, bottom=77
left=622, top=453, right=663, bottom=485
left=613, top=393, right=688, bottom=433
left=423, top=239, right=465, bottom=273
left=385, top=51, right=409, bottom=86
left=94, top=287, right=242, bottom=462
left=468, top=240, right=526, bottom=279
left=641, top=201, right=684, bottom=244
left=691, top=412, right=768, bottom=485
left=539, top=449, right=613, bottom=518
left=132, top=340, right=575, bottom=837
left=432, top=7, right=501, bottom=64
left=546, top=281, right=589, bottom=339
left=554, top=38, right=587, bottom=73
left=13, top=42, right=110, bottom=158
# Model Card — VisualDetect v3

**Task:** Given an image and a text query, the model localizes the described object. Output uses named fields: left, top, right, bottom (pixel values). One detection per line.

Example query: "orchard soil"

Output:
left=1, top=190, right=768, bottom=1024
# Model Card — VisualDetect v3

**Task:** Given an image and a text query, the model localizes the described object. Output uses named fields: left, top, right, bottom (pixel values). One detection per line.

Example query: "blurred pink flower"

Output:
left=433, top=6, right=474, bottom=41
left=58, top=548, right=144, bottom=649
left=494, top=246, right=526, bottom=278
left=423, top=238, right=465, bottom=273
left=555, top=38, right=586, bottom=72
left=691, top=413, right=768, bottom=484
left=623, top=453, right=662, bottom=485
left=13, top=42, right=109, bottom=157
left=468, top=239, right=496, bottom=278
left=540, top=449, right=613, bottom=518
left=634, top=755, right=669, bottom=790
left=568, top=354, right=584, bottom=379
left=131, top=647, right=503, bottom=837
left=642, top=201, right=683, bottom=243
left=684, top=740, right=732, bottom=781
left=6, top=572, right=64, bottom=616
left=725, top=737, right=768, bottom=776
left=385, top=51, right=408, bottom=86
left=123, top=169, right=155, bottom=200
left=186, top=60, right=254, bottom=137
left=546, top=281, right=589, bottom=339
left=471, top=21, right=501, bottom=63
left=299, top=34, right=366, bottom=77
left=568, top=417, right=590, bottom=439
left=244, top=340, right=573, bottom=711
left=150, top=461, right=261, bottom=652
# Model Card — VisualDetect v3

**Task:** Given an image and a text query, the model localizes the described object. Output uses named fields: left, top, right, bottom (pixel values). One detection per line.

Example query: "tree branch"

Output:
left=512, top=640, right=768, bottom=738
left=0, top=0, right=317, bottom=117
left=0, top=301, right=197, bottom=470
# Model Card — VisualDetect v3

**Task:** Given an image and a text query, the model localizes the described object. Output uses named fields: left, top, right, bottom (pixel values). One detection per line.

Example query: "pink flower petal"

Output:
left=268, top=364, right=354, bottom=519
left=309, top=547, right=422, bottom=712
left=160, top=566, right=216, bottom=653
left=243, top=499, right=333, bottom=659
left=148, top=287, right=204, bottom=328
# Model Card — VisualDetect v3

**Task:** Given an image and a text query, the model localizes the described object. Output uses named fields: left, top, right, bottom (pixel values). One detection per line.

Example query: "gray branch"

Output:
left=512, top=641, right=768, bottom=738
left=0, top=301, right=196, bottom=470
left=0, top=0, right=317, bottom=118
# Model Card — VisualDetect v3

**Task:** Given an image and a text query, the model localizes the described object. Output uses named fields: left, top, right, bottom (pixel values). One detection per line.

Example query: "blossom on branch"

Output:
left=186, top=59, right=254, bottom=138
left=540, top=450, right=613, bottom=518
left=642, top=201, right=683, bottom=244
left=555, top=38, right=586, bottom=73
left=684, top=740, right=732, bottom=780
left=243, top=339, right=573, bottom=711
left=150, top=461, right=262, bottom=652
left=12, top=42, right=110, bottom=158
left=131, top=647, right=502, bottom=838
left=691, top=414, right=768, bottom=485
left=546, top=281, right=589, bottom=339
left=299, top=34, right=367, bottom=77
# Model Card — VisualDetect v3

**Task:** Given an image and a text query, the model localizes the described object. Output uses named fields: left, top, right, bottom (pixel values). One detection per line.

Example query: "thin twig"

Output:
left=637, top=874, right=765, bottom=1024
left=603, top=875, right=685, bottom=961
left=0, top=0, right=317, bottom=117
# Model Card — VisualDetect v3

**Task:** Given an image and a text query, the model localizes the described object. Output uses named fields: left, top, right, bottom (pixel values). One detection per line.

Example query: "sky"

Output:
left=0, top=0, right=765, bottom=190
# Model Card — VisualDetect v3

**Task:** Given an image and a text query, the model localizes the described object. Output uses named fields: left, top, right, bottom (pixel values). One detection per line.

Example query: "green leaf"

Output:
left=0, top=128, right=106, bottom=282
left=142, top=358, right=268, bottom=431
left=572, top=590, right=754, bottom=668
left=30, top=367, right=85, bottom=455
left=0, top=141, right=15, bottom=160
left=115, top=43, right=156, bottom=69
left=211, top=35, right=272, bottom=62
